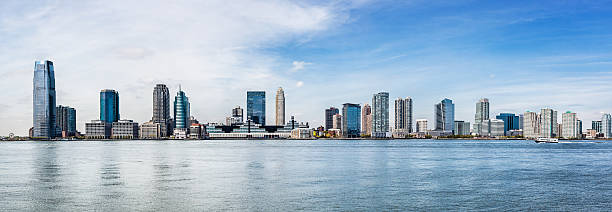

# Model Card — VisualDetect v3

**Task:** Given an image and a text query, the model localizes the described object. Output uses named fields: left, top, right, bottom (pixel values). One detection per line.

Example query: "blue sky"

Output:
left=1, top=0, right=612, bottom=135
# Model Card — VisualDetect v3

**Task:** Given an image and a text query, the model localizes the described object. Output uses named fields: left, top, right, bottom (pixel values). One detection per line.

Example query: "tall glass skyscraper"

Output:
left=435, top=98, right=455, bottom=133
left=342, top=103, right=361, bottom=138
left=174, top=87, right=190, bottom=129
left=100, top=89, right=120, bottom=123
left=33, top=60, right=56, bottom=138
left=372, top=92, right=389, bottom=138
left=247, top=91, right=266, bottom=125
left=153, top=84, right=172, bottom=137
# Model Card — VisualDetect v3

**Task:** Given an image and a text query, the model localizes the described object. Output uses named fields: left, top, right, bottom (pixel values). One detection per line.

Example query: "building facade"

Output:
left=247, top=91, right=266, bottom=125
left=496, top=113, right=520, bottom=136
left=561, top=112, right=578, bottom=139
left=56, top=105, right=76, bottom=137
left=394, top=97, right=413, bottom=134
left=174, top=87, right=190, bottom=129
left=454, top=121, right=470, bottom=136
left=332, top=114, right=343, bottom=131
left=540, top=108, right=558, bottom=138
left=489, top=119, right=505, bottom=137
left=111, top=120, right=139, bottom=139
left=140, top=121, right=162, bottom=139
left=592, top=120, right=602, bottom=133
left=474, top=98, right=489, bottom=136
left=416, top=119, right=428, bottom=132
left=325, top=107, right=339, bottom=130
left=435, top=98, right=455, bottom=133
left=100, top=89, right=119, bottom=123
left=372, top=92, right=389, bottom=138
left=275, top=87, right=285, bottom=126
left=361, top=104, right=372, bottom=136
left=33, top=60, right=56, bottom=139
left=342, top=103, right=361, bottom=138
left=152, top=84, right=172, bottom=137
left=523, top=111, right=540, bottom=138
left=85, top=120, right=111, bottom=139
left=602, top=114, right=612, bottom=138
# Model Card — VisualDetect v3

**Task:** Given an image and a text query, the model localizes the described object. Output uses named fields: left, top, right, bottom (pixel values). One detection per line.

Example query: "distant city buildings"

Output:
left=523, top=111, right=540, bottom=138
left=372, top=92, right=389, bottom=138
left=496, top=113, right=519, bottom=136
left=416, top=119, right=428, bottom=132
left=325, top=107, right=339, bottom=130
left=85, top=120, right=111, bottom=139
left=561, top=111, right=579, bottom=139
left=394, top=97, right=413, bottom=136
left=435, top=98, right=455, bottom=134
left=361, top=104, right=372, bottom=136
left=276, top=87, right=285, bottom=126
left=226, top=106, right=244, bottom=125
left=540, top=108, right=558, bottom=138
left=152, top=84, right=172, bottom=137
left=111, top=120, right=139, bottom=139
left=100, top=89, right=120, bottom=123
left=602, top=114, right=612, bottom=138
left=56, top=105, right=76, bottom=137
left=592, top=120, right=602, bottom=133
left=33, top=60, right=56, bottom=139
left=342, top=103, right=361, bottom=138
left=332, top=114, right=343, bottom=131
left=454, top=121, right=470, bottom=136
left=247, top=91, right=266, bottom=125
left=139, top=121, right=162, bottom=139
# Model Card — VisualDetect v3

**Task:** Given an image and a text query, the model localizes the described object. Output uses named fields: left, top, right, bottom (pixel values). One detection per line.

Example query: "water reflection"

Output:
left=30, top=143, right=70, bottom=211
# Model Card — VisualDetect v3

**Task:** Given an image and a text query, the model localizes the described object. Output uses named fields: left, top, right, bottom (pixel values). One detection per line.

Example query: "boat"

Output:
left=535, top=137, right=559, bottom=143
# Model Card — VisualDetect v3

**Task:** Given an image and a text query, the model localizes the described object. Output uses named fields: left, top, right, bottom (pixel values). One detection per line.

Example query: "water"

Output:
left=0, top=140, right=611, bottom=211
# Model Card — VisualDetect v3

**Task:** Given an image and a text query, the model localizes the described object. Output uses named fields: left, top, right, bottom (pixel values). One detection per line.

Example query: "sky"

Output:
left=2, top=0, right=612, bottom=136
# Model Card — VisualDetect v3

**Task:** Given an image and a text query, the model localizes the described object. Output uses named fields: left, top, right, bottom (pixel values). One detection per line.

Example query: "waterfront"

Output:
left=1, top=140, right=611, bottom=211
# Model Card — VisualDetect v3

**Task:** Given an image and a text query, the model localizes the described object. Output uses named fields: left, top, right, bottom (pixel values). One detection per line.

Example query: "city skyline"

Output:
left=3, top=1, right=612, bottom=135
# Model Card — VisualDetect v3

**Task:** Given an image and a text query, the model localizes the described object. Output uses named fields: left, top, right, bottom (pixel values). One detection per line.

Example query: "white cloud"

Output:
left=290, top=61, right=312, bottom=72
left=296, top=81, right=304, bottom=87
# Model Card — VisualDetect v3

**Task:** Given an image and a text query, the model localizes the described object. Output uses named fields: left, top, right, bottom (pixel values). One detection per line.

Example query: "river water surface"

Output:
left=0, top=140, right=611, bottom=211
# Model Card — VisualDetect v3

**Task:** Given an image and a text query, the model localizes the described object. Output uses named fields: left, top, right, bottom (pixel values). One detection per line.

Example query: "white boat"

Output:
left=535, top=137, right=559, bottom=143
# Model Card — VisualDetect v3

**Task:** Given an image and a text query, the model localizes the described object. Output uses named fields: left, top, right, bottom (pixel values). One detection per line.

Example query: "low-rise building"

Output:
left=291, top=128, right=313, bottom=139
left=173, top=128, right=188, bottom=139
left=86, top=120, right=111, bottom=139
left=111, top=120, right=139, bottom=139
left=140, top=121, right=161, bottom=139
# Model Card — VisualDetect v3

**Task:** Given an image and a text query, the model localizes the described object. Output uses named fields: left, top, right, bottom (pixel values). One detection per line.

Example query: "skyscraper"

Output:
left=100, top=89, right=119, bottom=123
left=56, top=105, right=76, bottom=137
left=561, top=111, right=578, bottom=139
left=592, top=120, right=602, bottom=133
left=523, top=111, right=540, bottom=138
left=416, top=119, right=428, bottom=132
left=372, top=92, right=389, bottom=138
left=275, top=87, right=285, bottom=126
left=325, top=107, right=339, bottom=130
left=496, top=113, right=519, bottom=136
left=342, top=103, right=361, bottom=138
left=602, top=114, right=612, bottom=138
left=474, top=98, right=489, bottom=136
left=152, top=84, right=172, bottom=137
left=247, top=91, right=266, bottom=125
left=435, top=98, right=455, bottom=133
left=361, top=104, right=372, bottom=136
left=540, top=108, right=558, bottom=138
left=173, top=86, right=190, bottom=129
left=394, top=97, right=413, bottom=133
left=33, top=60, right=56, bottom=139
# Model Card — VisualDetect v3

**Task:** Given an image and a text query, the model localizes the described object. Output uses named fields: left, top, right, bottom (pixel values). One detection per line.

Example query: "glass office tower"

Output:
left=247, top=91, right=266, bottom=125
left=174, top=88, right=190, bottom=129
left=33, top=60, right=56, bottom=138
left=435, top=98, right=455, bottom=132
left=100, top=89, right=120, bottom=123
left=342, top=103, right=361, bottom=138
left=56, top=105, right=77, bottom=136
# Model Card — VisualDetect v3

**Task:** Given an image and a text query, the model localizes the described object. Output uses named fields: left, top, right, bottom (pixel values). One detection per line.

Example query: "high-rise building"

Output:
left=523, top=111, right=540, bottom=138
left=325, top=107, right=339, bottom=130
left=602, top=114, right=612, bottom=138
left=174, top=87, right=190, bottom=129
left=152, top=84, right=172, bottom=137
left=275, top=87, right=285, bottom=126
left=247, top=91, right=266, bottom=125
left=577, top=120, right=583, bottom=138
left=540, top=108, right=558, bottom=138
left=416, top=119, right=428, bottom=132
left=361, top=104, right=372, bottom=136
left=489, top=119, right=505, bottom=137
left=519, top=114, right=524, bottom=130
left=454, top=121, right=470, bottom=136
left=33, top=60, right=56, bottom=139
left=561, top=111, right=578, bottom=139
left=100, top=89, right=119, bottom=123
left=56, top=105, right=76, bottom=137
left=592, top=120, right=602, bottom=133
left=372, top=92, right=389, bottom=138
left=496, top=113, right=519, bottom=136
left=342, top=103, right=361, bottom=138
left=394, top=97, right=413, bottom=134
left=474, top=98, right=489, bottom=136
left=332, top=114, right=343, bottom=130
left=435, top=98, right=455, bottom=133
